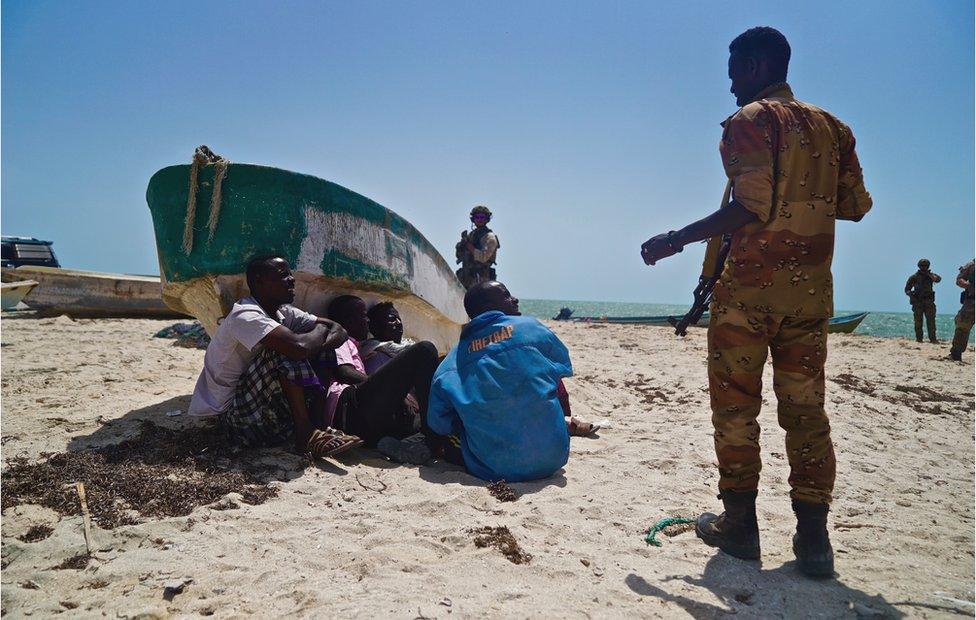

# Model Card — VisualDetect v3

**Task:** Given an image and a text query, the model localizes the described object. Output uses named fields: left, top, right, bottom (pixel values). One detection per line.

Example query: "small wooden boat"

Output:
left=827, top=312, right=869, bottom=334
left=1, top=279, right=39, bottom=311
left=552, top=307, right=705, bottom=327
left=554, top=307, right=869, bottom=334
left=146, top=161, right=467, bottom=353
left=0, top=266, right=188, bottom=319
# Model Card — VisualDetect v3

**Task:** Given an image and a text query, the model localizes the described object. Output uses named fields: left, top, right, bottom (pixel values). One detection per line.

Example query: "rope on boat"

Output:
left=208, top=158, right=229, bottom=242
left=182, top=145, right=228, bottom=255
left=644, top=516, right=695, bottom=547
left=182, top=154, right=202, bottom=254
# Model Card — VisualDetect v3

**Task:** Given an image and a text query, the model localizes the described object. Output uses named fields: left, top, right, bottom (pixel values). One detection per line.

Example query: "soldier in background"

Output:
left=455, top=205, right=500, bottom=289
left=949, top=259, right=974, bottom=361
left=904, top=259, right=941, bottom=343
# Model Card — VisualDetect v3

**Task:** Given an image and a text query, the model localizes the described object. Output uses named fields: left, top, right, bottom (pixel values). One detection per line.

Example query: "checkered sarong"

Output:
left=224, top=348, right=324, bottom=447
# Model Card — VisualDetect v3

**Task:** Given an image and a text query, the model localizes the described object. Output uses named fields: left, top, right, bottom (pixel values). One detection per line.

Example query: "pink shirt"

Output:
left=325, top=338, right=365, bottom=425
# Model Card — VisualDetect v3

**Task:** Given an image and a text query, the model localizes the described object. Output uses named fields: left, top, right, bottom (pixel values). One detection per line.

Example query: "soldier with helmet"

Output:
left=455, top=205, right=500, bottom=290
left=949, top=259, right=975, bottom=361
left=905, top=258, right=942, bottom=343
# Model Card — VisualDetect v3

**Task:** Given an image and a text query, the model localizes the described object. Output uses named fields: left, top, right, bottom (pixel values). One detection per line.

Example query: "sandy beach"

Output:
left=1, top=314, right=973, bottom=618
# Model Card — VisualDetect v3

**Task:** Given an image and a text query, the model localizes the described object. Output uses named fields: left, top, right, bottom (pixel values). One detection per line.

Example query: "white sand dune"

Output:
left=1, top=315, right=973, bottom=618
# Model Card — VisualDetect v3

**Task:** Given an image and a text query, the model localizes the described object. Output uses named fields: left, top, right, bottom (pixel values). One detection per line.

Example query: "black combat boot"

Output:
left=792, top=499, right=834, bottom=578
left=695, top=489, right=760, bottom=560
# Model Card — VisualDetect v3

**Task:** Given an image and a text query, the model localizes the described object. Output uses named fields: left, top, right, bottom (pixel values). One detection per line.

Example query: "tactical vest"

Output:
left=470, top=226, right=500, bottom=265
left=909, top=271, right=937, bottom=301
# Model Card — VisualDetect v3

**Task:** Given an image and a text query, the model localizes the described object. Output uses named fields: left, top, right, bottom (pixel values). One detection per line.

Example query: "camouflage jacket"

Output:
left=712, top=83, right=872, bottom=318
left=960, top=260, right=975, bottom=308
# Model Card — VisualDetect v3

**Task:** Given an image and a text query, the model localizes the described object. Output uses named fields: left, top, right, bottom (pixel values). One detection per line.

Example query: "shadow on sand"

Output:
left=64, top=395, right=570, bottom=494
left=64, top=394, right=339, bottom=482
left=418, top=463, right=567, bottom=496
left=625, top=552, right=909, bottom=618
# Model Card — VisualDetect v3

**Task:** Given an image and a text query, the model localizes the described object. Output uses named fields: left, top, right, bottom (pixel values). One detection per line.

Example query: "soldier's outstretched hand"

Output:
left=641, top=233, right=679, bottom=266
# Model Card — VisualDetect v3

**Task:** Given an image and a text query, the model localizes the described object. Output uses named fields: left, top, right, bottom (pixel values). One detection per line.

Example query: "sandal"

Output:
left=306, top=429, right=364, bottom=459
left=568, top=417, right=601, bottom=437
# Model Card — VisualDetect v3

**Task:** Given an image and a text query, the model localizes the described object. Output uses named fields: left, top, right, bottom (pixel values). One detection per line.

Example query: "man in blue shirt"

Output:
left=427, top=281, right=573, bottom=481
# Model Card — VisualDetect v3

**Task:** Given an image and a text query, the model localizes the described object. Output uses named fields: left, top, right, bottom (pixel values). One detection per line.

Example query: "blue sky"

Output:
left=3, top=0, right=973, bottom=312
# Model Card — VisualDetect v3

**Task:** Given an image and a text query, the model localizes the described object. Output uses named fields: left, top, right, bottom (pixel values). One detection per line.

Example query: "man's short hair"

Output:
left=367, top=301, right=395, bottom=327
left=729, top=27, right=791, bottom=82
left=328, top=294, right=363, bottom=321
left=245, top=255, right=284, bottom=291
left=464, top=281, right=500, bottom=319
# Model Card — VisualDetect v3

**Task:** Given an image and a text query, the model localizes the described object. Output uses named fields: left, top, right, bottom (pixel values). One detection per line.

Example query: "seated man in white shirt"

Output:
left=188, top=255, right=362, bottom=458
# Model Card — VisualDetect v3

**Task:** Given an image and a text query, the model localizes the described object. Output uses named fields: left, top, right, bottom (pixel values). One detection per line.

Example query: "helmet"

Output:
left=470, top=205, right=492, bottom=221
left=918, top=258, right=930, bottom=269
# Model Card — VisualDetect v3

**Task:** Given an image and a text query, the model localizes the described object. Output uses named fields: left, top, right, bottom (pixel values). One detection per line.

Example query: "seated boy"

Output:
left=325, top=296, right=439, bottom=458
left=188, top=255, right=362, bottom=458
left=360, top=301, right=414, bottom=374
left=427, top=281, right=590, bottom=482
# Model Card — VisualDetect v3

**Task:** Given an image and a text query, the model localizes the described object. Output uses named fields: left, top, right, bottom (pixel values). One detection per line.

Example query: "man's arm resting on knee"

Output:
left=261, top=323, right=343, bottom=361
left=333, top=364, right=367, bottom=386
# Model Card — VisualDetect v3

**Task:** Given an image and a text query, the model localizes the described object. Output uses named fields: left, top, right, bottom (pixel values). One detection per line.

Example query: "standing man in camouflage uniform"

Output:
left=905, top=259, right=941, bottom=343
left=455, top=206, right=500, bottom=289
left=640, top=27, right=872, bottom=578
left=949, top=259, right=974, bottom=361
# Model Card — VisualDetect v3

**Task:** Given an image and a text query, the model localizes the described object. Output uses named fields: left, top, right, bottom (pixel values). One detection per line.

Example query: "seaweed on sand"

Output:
left=1, top=422, right=277, bottom=529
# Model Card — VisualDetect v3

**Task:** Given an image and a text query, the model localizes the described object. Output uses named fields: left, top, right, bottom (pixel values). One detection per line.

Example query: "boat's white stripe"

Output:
left=297, top=207, right=465, bottom=322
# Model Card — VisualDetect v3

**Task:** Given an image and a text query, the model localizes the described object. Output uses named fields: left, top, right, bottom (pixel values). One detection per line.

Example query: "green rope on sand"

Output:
left=644, top=516, right=695, bottom=547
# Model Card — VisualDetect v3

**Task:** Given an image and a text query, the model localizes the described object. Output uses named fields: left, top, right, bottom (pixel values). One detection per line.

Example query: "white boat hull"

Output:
left=1, top=280, right=39, bottom=311
left=164, top=272, right=462, bottom=355
left=0, top=266, right=188, bottom=319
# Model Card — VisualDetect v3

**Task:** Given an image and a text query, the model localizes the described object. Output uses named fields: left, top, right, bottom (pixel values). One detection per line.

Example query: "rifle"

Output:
left=671, top=234, right=731, bottom=336
left=670, top=179, right=734, bottom=337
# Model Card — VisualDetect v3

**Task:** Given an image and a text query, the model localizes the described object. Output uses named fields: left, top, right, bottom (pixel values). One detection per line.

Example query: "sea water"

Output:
left=519, top=299, right=974, bottom=342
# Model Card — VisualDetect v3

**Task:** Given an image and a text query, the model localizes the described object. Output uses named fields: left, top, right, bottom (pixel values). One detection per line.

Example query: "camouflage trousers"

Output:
left=911, top=299, right=938, bottom=342
left=707, top=306, right=835, bottom=504
left=950, top=305, right=975, bottom=357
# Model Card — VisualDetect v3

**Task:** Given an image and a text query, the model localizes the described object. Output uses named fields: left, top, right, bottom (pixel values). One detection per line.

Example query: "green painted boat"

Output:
left=146, top=163, right=467, bottom=353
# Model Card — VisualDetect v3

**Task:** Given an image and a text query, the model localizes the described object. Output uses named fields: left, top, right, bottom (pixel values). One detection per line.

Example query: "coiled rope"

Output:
left=644, top=516, right=695, bottom=547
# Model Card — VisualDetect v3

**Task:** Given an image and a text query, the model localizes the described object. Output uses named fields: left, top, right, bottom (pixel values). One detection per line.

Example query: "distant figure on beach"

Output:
left=949, top=259, right=974, bottom=361
left=426, top=280, right=596, bottom=482
left=455, top=205, right=500, bottom=289
left=325, top=295, right=439, bottom=463
left=360, top=301, right=414, bottom=375
left=905, top=258, right=941, bottom=343
left=187, top=256, right=363, bottom=459
left=639, top=27, right=872, bottom=577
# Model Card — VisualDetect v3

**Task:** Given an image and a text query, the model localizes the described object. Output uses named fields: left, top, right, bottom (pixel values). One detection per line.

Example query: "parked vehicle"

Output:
left=1, top=236, right=60, bottom=269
